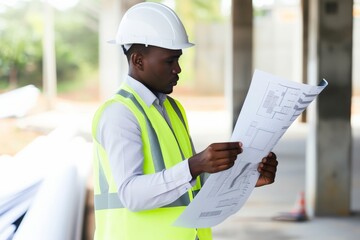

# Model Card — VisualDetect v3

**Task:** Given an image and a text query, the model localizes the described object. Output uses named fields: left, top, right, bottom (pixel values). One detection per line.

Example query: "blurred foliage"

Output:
left=0, top=2, right=43, bottom=89
left=0, top=0, right=226, bottom=95
left=0, top=0, right=98, bottom=94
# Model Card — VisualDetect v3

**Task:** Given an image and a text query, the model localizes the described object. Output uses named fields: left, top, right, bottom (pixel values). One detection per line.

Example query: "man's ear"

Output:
left=130, top=53, right=144, bottom=71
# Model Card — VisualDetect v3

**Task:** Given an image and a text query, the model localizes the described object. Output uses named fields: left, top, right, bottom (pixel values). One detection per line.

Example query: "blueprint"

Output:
left=173, top=69, right=328, bottom=228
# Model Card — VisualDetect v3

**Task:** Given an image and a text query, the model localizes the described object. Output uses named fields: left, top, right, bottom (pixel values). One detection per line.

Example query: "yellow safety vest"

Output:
left=92, top=84, right=212, bottom=240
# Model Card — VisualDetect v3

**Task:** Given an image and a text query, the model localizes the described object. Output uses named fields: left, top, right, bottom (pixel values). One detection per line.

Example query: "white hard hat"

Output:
left=109, top=2, right=194, bottom=50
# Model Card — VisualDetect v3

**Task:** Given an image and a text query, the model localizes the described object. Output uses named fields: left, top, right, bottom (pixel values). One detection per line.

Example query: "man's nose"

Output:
left=172, top=62, right=181, bottom=74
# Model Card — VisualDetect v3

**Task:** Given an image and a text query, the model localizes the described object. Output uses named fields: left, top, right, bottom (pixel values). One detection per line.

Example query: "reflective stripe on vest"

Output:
left=92, top=85, right=212, bottom=240
left=94, top=89, right=191, bottom=210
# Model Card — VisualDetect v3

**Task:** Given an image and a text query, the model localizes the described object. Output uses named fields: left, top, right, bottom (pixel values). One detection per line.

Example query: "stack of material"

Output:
left=0, top=126, right=92, bottom=240
left=0, top=155, right=41, bottom=240
left=0, top=85, right=40, bottom=119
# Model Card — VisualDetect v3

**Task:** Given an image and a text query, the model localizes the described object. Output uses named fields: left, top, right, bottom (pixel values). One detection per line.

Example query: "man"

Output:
left=92, top=2, right=278, bottom=240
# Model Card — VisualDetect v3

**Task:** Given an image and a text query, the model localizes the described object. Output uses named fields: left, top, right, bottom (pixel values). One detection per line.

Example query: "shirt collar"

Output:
left=125, top=75, right=167, bottom=107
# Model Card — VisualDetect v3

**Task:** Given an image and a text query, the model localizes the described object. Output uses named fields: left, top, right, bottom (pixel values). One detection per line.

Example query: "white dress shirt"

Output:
left=97, top=76, right=196, bottom=212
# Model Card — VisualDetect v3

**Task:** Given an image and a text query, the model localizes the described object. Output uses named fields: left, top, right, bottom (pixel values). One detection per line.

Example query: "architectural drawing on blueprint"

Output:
left=203, top=162, right=259, bottom=218
left=207, top=162, right=257, bottom=198
left=293, top=92, right=320, bottom=120
left=245, top=121, right=275, bottom=151
left=258, top=82, right=322, bottom=122
left=258, top=82, right=302, bottom=122
left=173, top=70, right=328, bottom=228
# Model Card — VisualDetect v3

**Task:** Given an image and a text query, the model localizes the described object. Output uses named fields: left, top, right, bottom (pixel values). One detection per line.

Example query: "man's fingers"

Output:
left=213, top=148, right=242, bottom=159
left=262, top=158, right=278, bottom=166
left=267, top=152, right=277, bottom=160
left=262, top=153, right=278, bottom=166
left=258, top=152, right=278, bottom=174
left=209, top=142, right=243, bottom=151
left=209, top=158, right=236, bottom=173
left=213, top=157, right=236, bottom=167
left=256, top=152, right=278, bottom=187
left=258, top=163, right=277, bottom=173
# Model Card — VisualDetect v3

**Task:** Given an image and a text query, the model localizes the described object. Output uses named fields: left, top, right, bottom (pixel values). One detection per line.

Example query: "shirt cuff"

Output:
left=165, top=159, right=194, bottom=189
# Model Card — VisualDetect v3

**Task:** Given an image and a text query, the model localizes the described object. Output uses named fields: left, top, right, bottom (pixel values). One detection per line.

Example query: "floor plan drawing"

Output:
left=174, top=69, right=328, bottom=228
left=208, top=162, right=253, bottom=198
left=258, top=82, right=302, bottom=122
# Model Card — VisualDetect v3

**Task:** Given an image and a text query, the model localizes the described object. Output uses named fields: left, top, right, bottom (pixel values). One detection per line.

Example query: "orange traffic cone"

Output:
left=272, top=191, right=308, bottom=222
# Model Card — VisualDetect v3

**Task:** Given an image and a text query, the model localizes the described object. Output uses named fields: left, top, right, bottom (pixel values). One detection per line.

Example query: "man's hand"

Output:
left=188, top=142, right=243, bottom=178
left=256, top=152, right=278, bottom=187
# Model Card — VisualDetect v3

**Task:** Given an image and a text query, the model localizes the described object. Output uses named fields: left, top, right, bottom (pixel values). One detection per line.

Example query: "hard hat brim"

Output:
left=106, top=40, right=195, bottom=50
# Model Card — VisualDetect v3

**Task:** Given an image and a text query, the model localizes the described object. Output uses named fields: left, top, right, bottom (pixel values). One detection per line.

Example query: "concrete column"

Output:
left=230, top=0, right=253, bottom=128
left=98, top=0, right=143, bottom=100
left=301, top=0, right=309, bottom=122
left=306, top=0, right=353, bottom=217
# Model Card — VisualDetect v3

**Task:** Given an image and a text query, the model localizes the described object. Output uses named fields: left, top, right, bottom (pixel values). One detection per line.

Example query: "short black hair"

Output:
left=124, top=44, right=151, bottom=62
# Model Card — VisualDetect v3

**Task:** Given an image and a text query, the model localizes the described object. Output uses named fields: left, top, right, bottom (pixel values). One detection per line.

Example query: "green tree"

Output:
left=54, top=2, right=99, bottom=92
left=0, top=2, right=43, bottom=88
left=0, top=0, right=99, bottom=99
